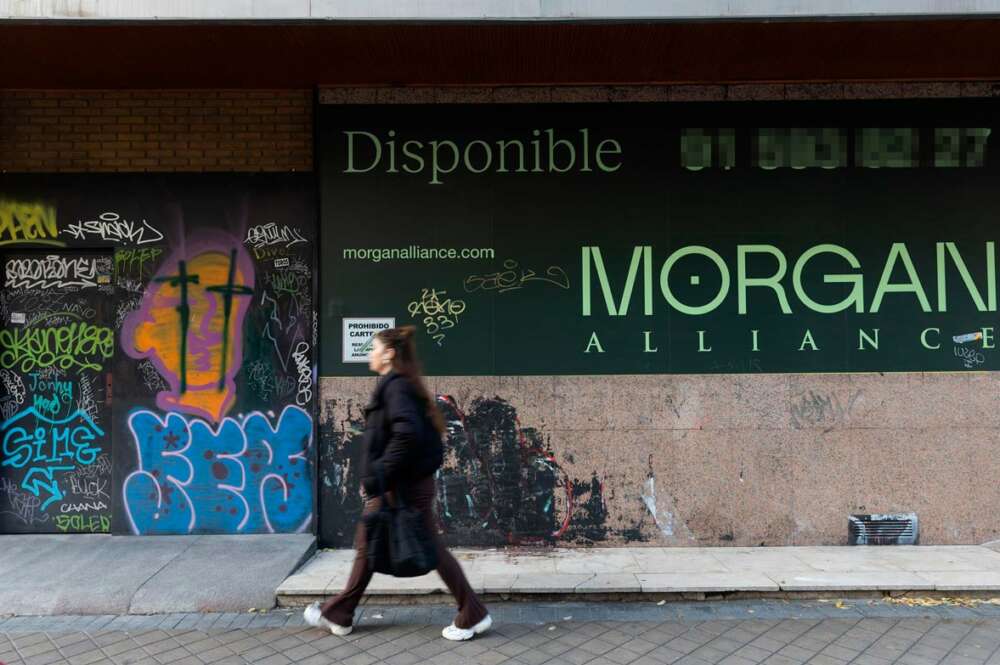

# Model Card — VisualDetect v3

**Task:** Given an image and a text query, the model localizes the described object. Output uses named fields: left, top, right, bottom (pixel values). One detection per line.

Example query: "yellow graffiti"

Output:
left=0, top=200, right=64, bottom=247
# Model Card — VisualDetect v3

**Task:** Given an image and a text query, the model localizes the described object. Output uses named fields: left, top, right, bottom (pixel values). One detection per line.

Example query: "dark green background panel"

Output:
left=319, top=101, right=1000, bottom=375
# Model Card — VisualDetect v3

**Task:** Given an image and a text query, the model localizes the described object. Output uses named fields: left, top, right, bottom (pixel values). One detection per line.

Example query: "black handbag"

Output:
left=362, top=471, right=439, bottom=578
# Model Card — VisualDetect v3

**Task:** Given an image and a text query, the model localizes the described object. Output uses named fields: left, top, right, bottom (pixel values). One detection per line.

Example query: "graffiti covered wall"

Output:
left=0, top=249, right=115, bottom=533
left=0, top=175, right=316, bottom=535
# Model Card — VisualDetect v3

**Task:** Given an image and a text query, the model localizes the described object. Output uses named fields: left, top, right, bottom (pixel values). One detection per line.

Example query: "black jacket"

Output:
left=360, top=371, right=432, bottom=496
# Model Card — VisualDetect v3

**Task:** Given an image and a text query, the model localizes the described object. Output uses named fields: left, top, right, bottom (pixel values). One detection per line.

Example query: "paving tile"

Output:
left=669, top=636, right=711, bottom=654
left=472, top=652, right=510, bottom=665
left=365, top=640, right=409, bottom=660
left=896, top=655, right=944, bottom=665
left=547, top=647, right=591, bottom=665
left=776, top=643, right=820, bottom=660
left=719, top=656, right=761, bottom=665
left=434, top=653, right=484, bottom=665
left=620, top=636, right=659, bottom=656
left=0, top=649, right=21, bottom=663
left=236, top=644, right=275, bottom=661
left=12, top=634, right=48, bottom=648
left=57, top=639, right=101, bottom=659
left=198, top=645, right=237, bottom=662
left=248, top=653, right=291, bottom=665
left=66, top=648, right=109, bottom=665
left=821, top=643, right=863, bottom=661
left=690, top=645, right=734, bottom=663
left=277, top=642, right=319, bottom=661
left=51, top=632, right=90, bottom=648
left=634, top=655, right=680, bottom=665
left=588, top=658, right=633, bottom=665
left=851, top=655, right=894, bottom=665
left=296, top=655, right=338, bottom=665
left=19, top=650, right=59, bottom=665
left=384, top=652, right=425, bottom=665
left=171, top=655, right=207, bottom=665
left=17, top=641, right=58, bottom=659
left=225, top=633, right=261, bottom=654
left=607, top=648, right=650, bottom=665
left=312, top=641, right=361, bottom=661
left=673, top=656, right=716, bottom=665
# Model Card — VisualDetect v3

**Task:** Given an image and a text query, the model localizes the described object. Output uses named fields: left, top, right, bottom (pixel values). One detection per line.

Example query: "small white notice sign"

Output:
left=10, top=312, right=25, bottom=324
left=343, top=317, right=395, bottom=363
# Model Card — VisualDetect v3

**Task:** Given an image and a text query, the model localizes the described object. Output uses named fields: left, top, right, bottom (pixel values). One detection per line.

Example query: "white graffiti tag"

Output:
left=244, top=222, right=307, bottom=249
left=61, top=212, right=165, bottom=245
left=0, top=369, right=25, bottom=420
left=4, top=255, right=108, bottom=290
left=292, top=341, right=312, bottom=406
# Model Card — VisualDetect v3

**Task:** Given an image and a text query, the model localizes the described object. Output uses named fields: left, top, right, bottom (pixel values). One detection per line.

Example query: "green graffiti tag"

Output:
left=0, top=323, right=114, bottom=373
left=114, top=247, right=164, bottom=277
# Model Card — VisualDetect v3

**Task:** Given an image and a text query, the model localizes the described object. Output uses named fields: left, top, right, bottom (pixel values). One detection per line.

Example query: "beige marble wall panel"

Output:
left=319, top=371, right=999, bottom=546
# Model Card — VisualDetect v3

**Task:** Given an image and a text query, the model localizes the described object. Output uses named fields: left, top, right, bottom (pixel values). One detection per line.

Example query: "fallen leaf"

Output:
left=834, top=600, right=846, bottom=609
left=884, top=596, right=985, bottom=608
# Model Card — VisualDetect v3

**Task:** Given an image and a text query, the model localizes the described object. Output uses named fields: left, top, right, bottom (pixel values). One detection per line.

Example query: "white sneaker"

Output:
left=303, top=602, right=353, bottom=636
left=442, top=614, right=492, bottom=641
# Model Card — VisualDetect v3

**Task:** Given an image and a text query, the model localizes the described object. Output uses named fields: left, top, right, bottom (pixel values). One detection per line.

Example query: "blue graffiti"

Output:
left=1, top=407, right=104, bottom=510
left=122, top=405, right=313, bottom=534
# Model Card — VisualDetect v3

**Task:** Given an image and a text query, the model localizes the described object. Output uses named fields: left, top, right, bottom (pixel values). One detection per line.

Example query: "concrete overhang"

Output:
left=3, top=0, right=1000, bottom=21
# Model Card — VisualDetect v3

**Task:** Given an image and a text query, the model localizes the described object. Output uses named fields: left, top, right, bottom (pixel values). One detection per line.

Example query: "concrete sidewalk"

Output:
left=278, top=545, right=1000, bottom=606
left=0, top=534, right=314, bottom=616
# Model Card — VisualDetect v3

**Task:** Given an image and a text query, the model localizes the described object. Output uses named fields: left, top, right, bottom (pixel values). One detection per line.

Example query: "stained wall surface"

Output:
left=319, top=372, right=999, bottom=547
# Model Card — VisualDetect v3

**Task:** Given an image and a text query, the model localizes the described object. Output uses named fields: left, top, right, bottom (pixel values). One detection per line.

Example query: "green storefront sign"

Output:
left=319, top=100, right=999, bottom=375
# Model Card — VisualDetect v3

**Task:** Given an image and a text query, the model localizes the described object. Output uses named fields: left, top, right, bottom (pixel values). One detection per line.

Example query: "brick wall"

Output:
left=319, top=81, right=1000, bottom=104
left=0, top=90, right=312, bottom=172
left=3, top=84, right=995, bottom=175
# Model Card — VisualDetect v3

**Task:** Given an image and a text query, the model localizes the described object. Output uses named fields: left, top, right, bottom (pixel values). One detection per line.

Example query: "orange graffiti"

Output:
left=123, top=248, right=254, bottom=422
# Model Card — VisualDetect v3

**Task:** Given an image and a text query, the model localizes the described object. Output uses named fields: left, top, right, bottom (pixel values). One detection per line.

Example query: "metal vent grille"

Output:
left=848, top=513, right=918, bottom=545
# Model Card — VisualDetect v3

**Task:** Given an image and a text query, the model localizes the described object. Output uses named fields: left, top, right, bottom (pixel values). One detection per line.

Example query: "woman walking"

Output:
left=304, top=326, right=492, bottom=641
